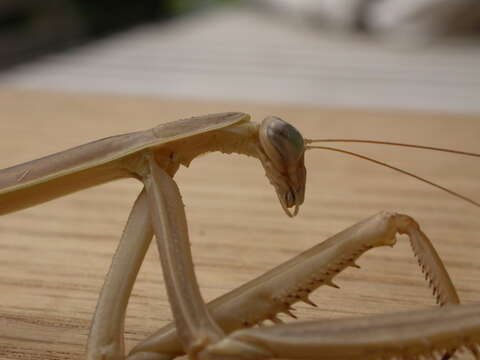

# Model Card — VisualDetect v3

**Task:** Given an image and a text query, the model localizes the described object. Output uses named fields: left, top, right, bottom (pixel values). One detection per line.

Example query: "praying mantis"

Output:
left=1, top=112, right=480, bottom=360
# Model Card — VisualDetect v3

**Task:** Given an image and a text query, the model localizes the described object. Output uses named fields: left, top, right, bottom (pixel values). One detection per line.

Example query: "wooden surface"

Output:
left=0, top=89, right=479, bottom=359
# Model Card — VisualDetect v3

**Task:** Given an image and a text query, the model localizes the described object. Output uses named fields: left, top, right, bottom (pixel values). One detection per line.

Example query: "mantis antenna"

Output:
left=304, top=139, right=480, bottom=208
left=305, top=139, right=480, bottom=158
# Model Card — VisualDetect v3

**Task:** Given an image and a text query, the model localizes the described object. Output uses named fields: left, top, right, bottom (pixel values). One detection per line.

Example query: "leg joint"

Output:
left=393, top=213, right=420, bottom=235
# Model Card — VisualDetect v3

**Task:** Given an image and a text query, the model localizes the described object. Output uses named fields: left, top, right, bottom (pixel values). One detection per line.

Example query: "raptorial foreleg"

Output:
left=129, top=211, right=460, bottom=360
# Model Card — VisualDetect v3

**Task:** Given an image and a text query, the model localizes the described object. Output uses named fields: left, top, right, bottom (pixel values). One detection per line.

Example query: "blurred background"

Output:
left=0, top=0, right=479, bottom=113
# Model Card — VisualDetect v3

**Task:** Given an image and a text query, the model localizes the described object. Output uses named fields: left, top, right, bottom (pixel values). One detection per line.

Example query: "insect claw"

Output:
left=441, top=350, right=456, bottom=360
left=269, top=316, right=284, bottom=324
left=283, top=309, right=297, bottom=319
left=350, top=261, right=361, bottom=269
left=468, top=345, right=480, bottom=360
left=301, top=296, right=318, bottom=307
left=325, top=279, right=340, bottom=289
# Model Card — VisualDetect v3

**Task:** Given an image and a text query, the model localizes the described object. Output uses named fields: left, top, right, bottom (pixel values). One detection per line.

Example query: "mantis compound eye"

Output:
left=260, top=116, right=305, bottom=167
left=259, top=116, right=307, bottom=217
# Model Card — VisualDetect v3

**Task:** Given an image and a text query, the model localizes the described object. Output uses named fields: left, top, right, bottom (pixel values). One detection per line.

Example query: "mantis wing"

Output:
left=0, top=112, right=249, bottom=214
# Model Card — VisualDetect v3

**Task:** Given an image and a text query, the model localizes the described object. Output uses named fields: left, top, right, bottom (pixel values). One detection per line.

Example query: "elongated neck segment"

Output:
left=161, top=121, right=262, bottom=170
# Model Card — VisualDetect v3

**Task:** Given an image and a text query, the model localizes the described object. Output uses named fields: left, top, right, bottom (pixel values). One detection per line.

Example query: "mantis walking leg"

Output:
left=142, top=155, right=228, bottom=359
left=128, top=211, right=468, bottom=360
left=87, top=189, right=153, bottom=360
left=213, top=303, right=480, bottom=360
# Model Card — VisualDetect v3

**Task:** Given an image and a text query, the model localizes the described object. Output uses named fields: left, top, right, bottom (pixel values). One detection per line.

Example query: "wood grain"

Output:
left=0, top=89, right=479, bottom=359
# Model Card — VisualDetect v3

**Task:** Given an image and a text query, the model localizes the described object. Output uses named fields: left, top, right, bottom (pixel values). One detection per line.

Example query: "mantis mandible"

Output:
left=1, top=112, right=480, bottom=360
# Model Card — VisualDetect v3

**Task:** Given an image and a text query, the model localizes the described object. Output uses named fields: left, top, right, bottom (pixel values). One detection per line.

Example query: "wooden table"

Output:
left=1, top=90, right=479, bottom=359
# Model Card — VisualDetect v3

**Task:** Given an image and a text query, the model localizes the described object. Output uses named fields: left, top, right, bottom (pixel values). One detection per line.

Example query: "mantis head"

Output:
left=258, top=116, right=306, bottom=217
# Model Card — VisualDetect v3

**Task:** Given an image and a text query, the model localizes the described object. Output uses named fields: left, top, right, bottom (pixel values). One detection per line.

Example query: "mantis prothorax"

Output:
left=1, top=113, right=479, bottom=360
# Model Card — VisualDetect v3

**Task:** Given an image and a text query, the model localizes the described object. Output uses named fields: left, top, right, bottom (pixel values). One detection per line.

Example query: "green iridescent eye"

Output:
left=266, top=117, right=305, bottom=163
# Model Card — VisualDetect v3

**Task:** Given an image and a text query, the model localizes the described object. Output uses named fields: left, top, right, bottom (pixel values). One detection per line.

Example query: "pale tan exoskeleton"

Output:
left=1, top=112, right=480, bottom=360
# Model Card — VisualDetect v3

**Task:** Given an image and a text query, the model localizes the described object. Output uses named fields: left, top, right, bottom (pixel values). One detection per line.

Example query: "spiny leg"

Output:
left=128, top=211, right=460, bottom=360
left=205, top=211, right=465, bottom=360
left=87, top=189, right=154, bottom=360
